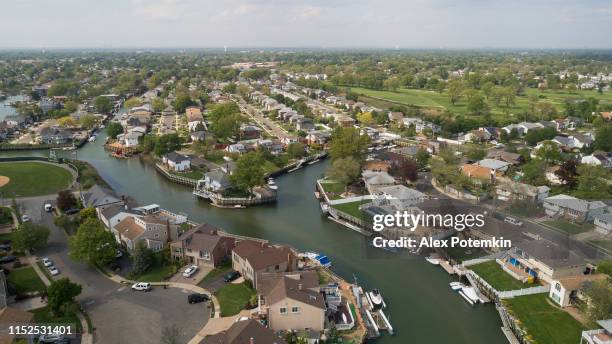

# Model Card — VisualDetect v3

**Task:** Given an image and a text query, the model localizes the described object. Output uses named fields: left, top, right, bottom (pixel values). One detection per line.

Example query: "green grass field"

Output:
left=543, top=220, right=594, bottom=235
left=0, top=162, right=74, bottom=197
left=470, top=260, right=530, bottom=291
left=505, top=294, right=585, bottom=344
left=215, top=282, right=255, bottom=316
left=351, top=86, right=612, bottom=120
left=7, top=266, right=47, bottom=293
left=131, top=263, right=178, bottom=282
left=30, top=306, right=82, bottom=332
left=331, top=200, right=372, bottom=219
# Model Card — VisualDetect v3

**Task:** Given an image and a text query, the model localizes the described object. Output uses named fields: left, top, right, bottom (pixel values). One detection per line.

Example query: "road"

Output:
left=19, top=196, right=210, bottom=344
left=234, top=96, right=295, bottom=140
left=415, top=172, right=609, bottom=261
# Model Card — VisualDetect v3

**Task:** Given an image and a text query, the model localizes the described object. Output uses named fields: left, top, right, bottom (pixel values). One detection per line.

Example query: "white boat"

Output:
left=88, top=136, right=96, bottom=142
left=449, top=282, right=463, bottom=291
left=100, top=124, right=105, bottom=129
left=460, top=286, right=480, bottom=305
left=267, top=178, right=278, bottom=190
left=458, top=290, right=475, bottom=306
left=425, top=257, right=439, bottom=265
left=307, top=159, right=320, bottom=165
left=367, top=289, right=386, bottom=309
left=320, top=202, right=329, bottom=213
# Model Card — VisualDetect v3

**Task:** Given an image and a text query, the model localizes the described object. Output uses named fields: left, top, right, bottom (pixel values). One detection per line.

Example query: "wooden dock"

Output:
left=439, top=260, right=456, bottom=275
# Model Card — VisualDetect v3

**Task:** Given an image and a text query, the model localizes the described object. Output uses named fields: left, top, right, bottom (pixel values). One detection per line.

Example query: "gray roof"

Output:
left=594, top=213, right=612, bottom=224
left=515, top=240, right=586, bottom=269
left=544, top=194, right=606, bottom=213
left=82, top=184, right=122, bottom=208
left=477, top=158, right=510, bottom=170
left=164, top=151, right=190, bottom=163
left=200, top=319, right=287, bottom=344
left=205, top=170, right=232, bottom=188
left=597, top=319, right=612, bottom=333
left=375, top=185, right=427, bottom=200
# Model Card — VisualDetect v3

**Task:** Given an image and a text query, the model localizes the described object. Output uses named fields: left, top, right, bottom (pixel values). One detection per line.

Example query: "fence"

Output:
left=461, top=250, right=508, bottom=267
left=154, top=163, right=198, bottom=186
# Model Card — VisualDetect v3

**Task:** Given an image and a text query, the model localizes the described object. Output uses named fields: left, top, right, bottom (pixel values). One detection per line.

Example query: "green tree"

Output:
left=47, top=278, right=82, bottom=315
left=106, top=122, right=124, bottom=139
left=534, top=141, right=563, bottom=163
left=325, top=157, right=361, bottom=193
left=415, top=148, right=431, bottom=169
left=329, top=127, right=370, bottom=163
left=466, top=93, right=488, bottom=116
left=465, top=147, right=486, bottom=161
left=575, top=165, right=610, bottom=199
left=132, top=241, right=154, bottom=275
left=124, top=97, right=142, bottom=109
left=597, top=260, right=612, bottom=278
left=152, top=98, right=166, bottom=113
left=522, top=159, right=547, bottom=185
left=12, top=223, right=50, bottom=252
left=593, top=124, right=612, bottom=152
left=154, top=133, right=182, bottom=156
left=581, top=279, right=612, bottom=322
left=69, top=218, right=117, bottom=266
left=79, top=114, right=98, bottom=129
left=173, top=93, right=195, bottom=113
left=447, top=79, right=464, bottom=105
left=286, top=143, right=306, bottom=159
left=231, top=152, right=266, bottom=192
left=94, top=96, right=112, bottom=114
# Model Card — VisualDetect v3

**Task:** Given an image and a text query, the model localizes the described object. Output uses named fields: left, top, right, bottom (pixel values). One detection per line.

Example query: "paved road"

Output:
left=19, top=196, right=210, bottom=344
left=234, top=96, right=295, bottom=140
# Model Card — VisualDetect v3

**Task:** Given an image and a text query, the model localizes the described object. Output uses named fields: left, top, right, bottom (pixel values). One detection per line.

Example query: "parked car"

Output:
left=187, top=293, right=209, bottom=304
left=115, top=249, right=123, bottom=258
left=39, top=333, right=65, bottom=343
left=21, top=215, right=31, bottom=222
left=504, top=216, right=523, bottom=227
left=223, top=271, right=240, bottom=283
left=48, top=266, right=60, bottom=276
left=42, top=257, right=53, bottom=267
left=0, top=255, right=16, bottom=263
left=0, top=243, right=10, bottom=250
left=44, top=203, right=54, bottom=212
left=182, top=265, right=198, bottom=278
left=131, top=282, right=152, bottom=292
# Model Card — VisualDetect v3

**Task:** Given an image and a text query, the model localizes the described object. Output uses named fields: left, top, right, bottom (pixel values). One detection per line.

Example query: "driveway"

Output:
left=18, top=196, right=211, bottom=344
left=169, top=265, right=212, bottom=285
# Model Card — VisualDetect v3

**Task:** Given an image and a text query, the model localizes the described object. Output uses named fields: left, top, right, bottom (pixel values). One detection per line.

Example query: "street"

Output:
left=19, top=196, right=210, bottom=344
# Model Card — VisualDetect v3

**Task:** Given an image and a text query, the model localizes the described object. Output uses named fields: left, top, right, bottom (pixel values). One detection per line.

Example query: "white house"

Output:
left=594, top=213, right=612, bottom=235
left=549, top=274, right=607, bottom=308
left=582, top=151, right=612, bottom=169
left=162, top=152, right=191, bottom=172
left=543, top=194, right=607, bottom=223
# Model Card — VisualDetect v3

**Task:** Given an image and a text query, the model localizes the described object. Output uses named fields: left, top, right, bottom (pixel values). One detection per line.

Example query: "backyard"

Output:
left=214, top=281, right=256, bottom=316
left=0, top=162, right=74, bottom=197
left=469, top=260, right=530, bottom=291
left=504, top=293, right=586, bottom=344
left=7, top=266, right=47, bottom=294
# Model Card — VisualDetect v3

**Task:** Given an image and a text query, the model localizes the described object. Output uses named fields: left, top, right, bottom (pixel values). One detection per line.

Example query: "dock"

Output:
left=439, top=260, right=456, bottom=275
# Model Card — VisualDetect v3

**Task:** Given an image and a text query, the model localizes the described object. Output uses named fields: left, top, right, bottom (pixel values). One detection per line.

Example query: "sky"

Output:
left=1, top=0, right=612, bottom=49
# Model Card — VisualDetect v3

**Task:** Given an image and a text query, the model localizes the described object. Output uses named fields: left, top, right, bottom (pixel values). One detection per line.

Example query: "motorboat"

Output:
left=425, top=257, right=439, bottom=265
left=267, top=178, right=278, bottom=190
left=88, top=135, right=96, bottom=142
left=367, top=289, right=386, bottom=309
left=449, top=282, right=463, bottom=291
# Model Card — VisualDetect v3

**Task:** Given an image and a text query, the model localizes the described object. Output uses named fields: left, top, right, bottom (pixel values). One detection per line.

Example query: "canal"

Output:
left=1, top=126, right=505, bottom=343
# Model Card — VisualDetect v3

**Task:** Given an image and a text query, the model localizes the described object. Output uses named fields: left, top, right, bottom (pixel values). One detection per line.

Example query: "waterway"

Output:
left=0, top=127, right=506, bottom=343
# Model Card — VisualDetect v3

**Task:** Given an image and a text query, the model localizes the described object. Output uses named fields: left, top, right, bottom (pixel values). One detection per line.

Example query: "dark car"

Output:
left=0, top=255, right=16, bottom=263
left=223, top=271, right=240, bottom=283
left=65, top=209, right=80, bottom=215
left=188, top=293, right=209, bottom=304
left=0, top=243, right=10, bottom=250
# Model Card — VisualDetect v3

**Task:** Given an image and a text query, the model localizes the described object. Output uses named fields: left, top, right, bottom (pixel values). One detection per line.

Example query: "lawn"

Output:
left=7, top=266, right=46, bottom=293
left=30, top=306, right=82, bottom=332
left=214, top=282, right=256, bottom=316
left=132, top=263, right=178, bottom=282
left=543, top=220, right=593, bottom=235
left=331, top=200, right=372, bottom=219
left=470, top=260, right=529, bottom=291
left=170, top=169, right=204, bottom=180
left=505, top=294, right=585, bottom=344
left=590, top=239, right=612, bottom=252
left=0, top=162, right=74, bottom=197
left=0, top=206, right=13, bottom=225
left=198, top=260, right=232, bottom=286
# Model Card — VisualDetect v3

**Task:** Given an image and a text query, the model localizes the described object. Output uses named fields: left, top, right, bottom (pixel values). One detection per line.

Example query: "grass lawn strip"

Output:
left=7, top=266, right=47, bottom=293
left=505, top=294, right=585, bottom=344
left=469, top=260, right=529, bottom=291
left=543, top=220, right=593, bottom=235
left=214, top=282, right=255, bottom=316
left=331, top=200, right=372, bottom=219
left=0, top=162, right=73, bottom=197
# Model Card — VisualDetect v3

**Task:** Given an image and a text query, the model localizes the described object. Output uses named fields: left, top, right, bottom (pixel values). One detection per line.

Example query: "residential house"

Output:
left=200, top=170, right=232, bottom=192
left=39, top=127, right=73, bottom=144
left=552, top=134, right=593, bottom=150
left=594, top=213, right=612, bottom=235
left=256, top=271, right=326, bottom=332
left=200, top=318, right=287, bottom=344
left=505, top=241, right=588, bottom=284
left=476, top=158, right=510, bottom=173
left=372, top=184, right=428, bottom=209
left=81, top=184, right=123, bottom=209
left=190, top=131, right=206, bottom=142
left=580, top=319, right=612, bottom=344
left=185, top=106, right=206, bottom=132
left=231, top=240, right=297, bottom=288
left=495, top=177, right=550, bottom=202
left=306, top=131, right=331, bottom=146
left=362, top=170, right=396, bottom=194
left=461, top=164, right=499, bottom=182
left=116, top=131, right=141, bottom=148
left=113, top=214, right=170, bottom=252
left=549, top=274, right=607, bottom=308
left=543, top=194, right=607, bottom=223
left=582, top=151, right=612, bottom=169
left=485, top=150, right=524, bottom=165
left=170, top=224, right=235, bottom=268
left=239, top=124, right=262, bottom=139
left=296, top=117, right=315, bottom=132
left=163, top=152, right=191, bottom=172
left=387, top=111, right=404, bottom=123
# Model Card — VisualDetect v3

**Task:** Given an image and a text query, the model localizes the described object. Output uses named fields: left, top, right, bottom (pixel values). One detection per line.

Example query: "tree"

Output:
left=597, top=260, right=612, bottom=278
left=173, top=93, right=195, bottom=113
left=593, top=124, right=612, bottom=152
left=152, top=98, right=166, bottom=113
left=12, top=222, right=50, bottom=252
left=132, top=241, right=154, bottom=275
left=465, top=147, right=486, bottom=161
left=389, top=157, right=418, bottom=182
left=581, top=279, right=612, bottom=322
left=383, top=77, right=401, bottom=92
left=56, top=190, right=77, bottom=211
left=447, top=79, right=464, bottom=105
left=555, top=159, right=578, bottom=188
left=57, top=116, right=77, bottom=128
left=154, top=133, right=182, bottom=156
left=107, top=122, right=124, bottom=139
left=466, top=93, right=488, bottom=116
left=47, top=278, right=82, bottom=315
left=415, top=148, right=430, bottom=169
left=69, top=218, right=117, bottom=266
left=329, top=127, right=370, bottom=163
left=79, top=114, right=98, bottom=129
left=356, top=111, right=373, bottom=125
left=94, top=96, right=112, bottom=114
left=63, top=101, right=79, bottom=113
left=575, top=164, right=610, bottom=199
left=124, top=97, right=142, bottom=109
left=325, top=157, right=361, bottom=193
left=231, top=152, right=266, bottom=192
left=79, top=207, right=97, bottom=220
left=286, top=143, right=306, bottom=159
left=534, top=141, right=563, bottom=163
left=522, top=159, right=547, bottom=185
left=524, top=127, right=556, bottom=146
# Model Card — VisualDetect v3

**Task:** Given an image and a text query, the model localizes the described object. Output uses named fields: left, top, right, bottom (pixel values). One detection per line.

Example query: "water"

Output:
left=1, top=128, right=505, bottom=343
left=0, top=95, right=27, bottom=121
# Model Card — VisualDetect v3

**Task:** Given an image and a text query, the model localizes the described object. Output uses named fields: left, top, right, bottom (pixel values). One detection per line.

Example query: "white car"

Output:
left=504, top=216, right=523, bottom=227
left=44, top=203, right=53, bottom=212
left=41, top=257, right=53, bottom=267
left=48, top=266, right=60, bottom=276
left=183, top=265, right=198, bottom=278
left=21, top=215, right=31, bottom=223
left=131, top=282, right=151, bottom=292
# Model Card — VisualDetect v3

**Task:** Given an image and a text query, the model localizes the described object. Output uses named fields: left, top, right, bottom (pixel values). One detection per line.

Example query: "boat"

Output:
left=302, top=252, right=332, bottom=268
left=449, top=282, right=463, bottom=291
left=88, top=135, right=96, bottom=142
left=320, top=202, right=329, bottom=213
left=459, top=286, right=480, bottom=306
left=307, top=159, right=320, bottom=165
left=366, top=289, right=386, bottom=310
left=100, top=124, right=105, bottom=129
left=267, top=178, right=278, bottom=190
left=425, top=257, right=439, bottom=265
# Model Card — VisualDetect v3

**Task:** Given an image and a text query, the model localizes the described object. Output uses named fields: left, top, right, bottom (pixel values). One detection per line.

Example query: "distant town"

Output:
left=0, top=49, right=610, bottom=344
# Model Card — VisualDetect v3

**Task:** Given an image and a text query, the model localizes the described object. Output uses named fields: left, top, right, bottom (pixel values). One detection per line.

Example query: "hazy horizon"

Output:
left=1, top=0, right=612, bottom=49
